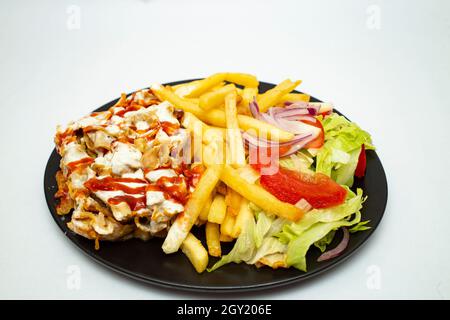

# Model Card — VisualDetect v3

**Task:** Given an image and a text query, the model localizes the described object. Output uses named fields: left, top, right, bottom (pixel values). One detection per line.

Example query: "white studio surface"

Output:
left=1, top=0, right=449, bottom=299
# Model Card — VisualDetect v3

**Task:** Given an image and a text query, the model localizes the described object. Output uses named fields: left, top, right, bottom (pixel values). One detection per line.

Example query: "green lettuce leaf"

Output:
left=276, top=187, right=366, bottom=272
left=332, top=148, right=361, bottom=186
left=254, top=210, right=274, bottom=248
left=248, top=237, right=287, bottom=265
left=286, top=211, right=361, bottom=271
left=279, top=151, right=314, bottom=174
left=349, top=220, right=371, bottom=233
left=316, top=114, right=374, bottom=187
left=314, top=229, right=336, bottom=253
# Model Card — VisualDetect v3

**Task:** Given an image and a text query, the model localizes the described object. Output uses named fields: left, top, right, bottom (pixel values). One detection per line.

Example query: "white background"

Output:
left=1, top=0, right=449, bottom=299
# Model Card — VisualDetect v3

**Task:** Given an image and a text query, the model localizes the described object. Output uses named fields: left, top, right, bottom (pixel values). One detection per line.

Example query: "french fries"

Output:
left=231, top=198, right=254, bottom=238
left=220, top=165, right=304, bottom=221
left=181, top=233, right=209, bottom=273
left=225, top=91, right=246, bottom=167
left=205, top=222, right=221, bottom=257
left=279, top=93, right=310, bottom=104
left=185, top=73, right=227, bottom=98
left=220, top=207, right=236, bottom=237
left=199, top=84, right=236, bottom=110
left=162, top=164, right=223, bottom=254
left=208, top=194, right=227, bottom=224
left=224, top=73, right=259, bottom=88
left=172, top=80, right=201, bottom=97
left=153, top=74, right=310, bottom=270
left=153, top=83, right=293, bottom=142
left=186, top=73, right=258, bottom=99
left=257, top=79, right=301, bottom=112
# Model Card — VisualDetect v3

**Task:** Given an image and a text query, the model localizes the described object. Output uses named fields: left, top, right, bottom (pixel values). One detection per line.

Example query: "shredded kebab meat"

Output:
left=54, top=88, right=204, bottom=248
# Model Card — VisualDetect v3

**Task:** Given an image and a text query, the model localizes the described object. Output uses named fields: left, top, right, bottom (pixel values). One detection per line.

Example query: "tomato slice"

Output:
left=355, top=144, right=366, bottom=178
left=254, top=165, right=347, bottom=209
left=300, top=118, right=324, bottom=149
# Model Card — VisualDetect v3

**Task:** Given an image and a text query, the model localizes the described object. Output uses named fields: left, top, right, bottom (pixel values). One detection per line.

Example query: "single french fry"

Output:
left=181, top=233, right=209, bottom=273
left=185, top=73, right=227, bottom=98
left=231, top=198, right=254, bottom=238
left=181, top=112, right=205, bottom=163
left=220, top=165, right=304, bottom=221
left=199, top=194, right=213, bottom=221
left=257, top=79, right=301, bottom=112
left=202, top=130, right=225, bottom=167
left=172, top=80, right=201, bottom=97
left=220, top=207, right=237, bottom=237
left=208, top=194, right=227, bottom=224
left=224, top=73, right=259, bottom=88
left=162, top=164, right=223, bottom=253
left=225, top=187, right=241, bottom=216
left=279, top=93, right=310, bottom=104
left=199, top=84, right=236, bottom=110
left=225, top=92, right=246, bottom=168
left=205, top=222, right=221, bottom=257
left=219, top=234, right=234, bottom=242
left=211, top=81, right=226, bottom=91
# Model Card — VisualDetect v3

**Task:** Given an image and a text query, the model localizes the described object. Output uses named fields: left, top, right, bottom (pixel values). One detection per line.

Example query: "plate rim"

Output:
left=44, top=79, right=388, bottom=292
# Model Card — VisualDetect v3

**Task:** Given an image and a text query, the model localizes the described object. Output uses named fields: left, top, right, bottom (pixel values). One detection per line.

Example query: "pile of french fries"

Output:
left=152, top=73, right=309, bottom=273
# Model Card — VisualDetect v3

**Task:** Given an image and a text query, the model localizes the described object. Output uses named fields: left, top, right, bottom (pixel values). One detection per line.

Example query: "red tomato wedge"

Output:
left=301, top=118, right=324, bottom=149
left=355, top=144, right=366, bottom=178
left=253, top=165, right=347, bottom=209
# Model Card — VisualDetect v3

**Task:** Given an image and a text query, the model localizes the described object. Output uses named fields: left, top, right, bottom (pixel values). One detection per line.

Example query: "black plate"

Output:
left=44, top=80, right=388, bottom=292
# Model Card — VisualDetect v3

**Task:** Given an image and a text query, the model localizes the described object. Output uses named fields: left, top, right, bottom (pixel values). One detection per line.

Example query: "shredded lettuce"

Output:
left=276, top=188, right=366, bottom=272
left=314, top=229, right=336, bottom=253
left=248, top=237, right=287, bottom=265
left=279, top=151, right=314, bottom=174
left=349, top=220, right=371, bottom=233
left=286, top=211, right=361, bottom=271
left=316, top=114, right=374, bottom=187
left=254, top=210, right=274, bottom=248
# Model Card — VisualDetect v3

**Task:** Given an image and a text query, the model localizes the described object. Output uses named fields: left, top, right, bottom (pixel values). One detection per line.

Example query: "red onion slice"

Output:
left=282, top=115, right=317, bottom=122
left=242, top=132, right=315, bottom=158
left=249, top=99, right=264, bottom=121
left=317, top=227, right=350, bottom=262
left=248, top=99, right=325, bottom=155
left=274, top=117, right=320, bottom=136
left=271, top=108, right=311, bottom=118
left=242, top=131, right=312, bottom=148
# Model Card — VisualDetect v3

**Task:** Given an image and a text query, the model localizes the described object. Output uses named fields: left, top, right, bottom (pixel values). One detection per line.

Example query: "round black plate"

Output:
left=44, top=80, right=388, bottom=292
